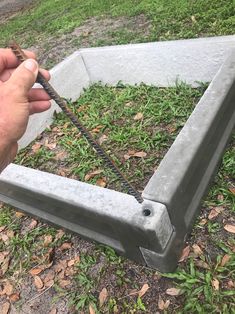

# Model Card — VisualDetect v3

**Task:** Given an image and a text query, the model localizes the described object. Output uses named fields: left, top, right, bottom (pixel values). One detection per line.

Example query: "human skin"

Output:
left=0, top=48, right=51, bottom=172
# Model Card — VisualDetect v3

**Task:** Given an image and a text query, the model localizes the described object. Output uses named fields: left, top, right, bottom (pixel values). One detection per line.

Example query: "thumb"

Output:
left=7, top=59, right=38, bottom=96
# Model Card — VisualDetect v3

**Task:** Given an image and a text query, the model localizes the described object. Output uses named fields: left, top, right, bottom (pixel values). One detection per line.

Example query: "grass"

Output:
left=0, top=0, right=234, bottom=47
left=15, top=82, right=205, bottom=192
left=6, top=82, right=235, bottom=312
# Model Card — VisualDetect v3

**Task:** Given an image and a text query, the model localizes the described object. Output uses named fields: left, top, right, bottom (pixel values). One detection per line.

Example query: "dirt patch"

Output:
left=0, top=0, right=36, bottom=23
left=29, top=15, right=152, bottom=68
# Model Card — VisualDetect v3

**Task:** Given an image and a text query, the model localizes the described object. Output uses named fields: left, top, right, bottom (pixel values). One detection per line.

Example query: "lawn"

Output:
left=0, top=0, right=234, bottom=313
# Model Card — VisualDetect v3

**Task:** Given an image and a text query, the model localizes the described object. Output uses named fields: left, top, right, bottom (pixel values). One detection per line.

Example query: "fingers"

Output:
left=0, top=48, right=36, bottom=73
left=6, top=59, right=38, bottom=96
left=29, top=100, right=51, bottom=114
left=28, top=88, right=51, bottom=102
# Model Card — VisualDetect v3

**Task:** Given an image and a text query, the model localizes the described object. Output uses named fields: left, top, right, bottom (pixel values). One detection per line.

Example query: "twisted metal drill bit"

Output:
left=9, top=41, right=143, bottom=203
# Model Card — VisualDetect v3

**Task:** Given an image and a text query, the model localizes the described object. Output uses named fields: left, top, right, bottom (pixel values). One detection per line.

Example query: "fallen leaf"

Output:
left=1, top=281, right=13, bottom=296
left=29, top=219, right=38, bottom=230
left=54, top=260, right=67, bottom=273
left=98, top=134, right=108, bottom=145
left=124, top=150, right=147, bottom=160
left=48, top=308, right=57, bottom=314
left=217, top=194, right=224, bottom=201
left=1, top=234, right=9, bottom=244
left=58, top=279, right=71, bottom=288
left=1, top=256, right=10, bottom=275
left=212, top=278, right=219, bottom=290
left=191, top=15, right=197, bottom=23
left=67, top=256, right=80, bottom=267
left=138, top=283, right=149, bottom=298
left=55, top=151, right=67, bottom=161
left=59, top=242, right=72, bottom=251
left=44, top=279, right=54, bottom=288
left=192, top=244, right=203, bottom=256
left=220, top=254, right=231, bottom=267
left=9, top=292, right=20, bottom=302
left=158, top=296, right=170, bottom=310
left=1, top=302, right=10, bottom=314
left=99, top=287, right=108, bottom=307
left=89, top=304, right=96, bottom=314
left=43, top=270, right=55, bottom=284
left=229, top=187, right=235, bottom=195
left=199, top=218, right=207, bottom=225
left=133, top=112, right=143, bottom=120
left=55, top=229, right=65, bottom=241
left=194, top=260, right=210, bottom=269
left=32, top=142, right=42, bottom=153
left=133, top=151, right=147, bottom=158
left=44, top=235, right=53, bottom=247
left=85, top=169, right=102, bottom=181
left=166, top=288, right=182, bottom=296
left=224, top=224, right=235, bottom=234
left=44, top=139, right=57, bottom=150
left=0, top=226, right=6, bottom=233
left=34, top=275, right=44, bottom=290
left=125, top=101, right=133, bottom=107
left=208, top=207, right=223, bottom=220
left=158, top=296, right=165, bottom=310
left=91, top=125, right=103, bottom=133
left=15, top=211, right=25, bottom=218
left=227, top=280, right=235, bottom=288
left=179, top=245, right=190, bottom=262
left=96, top=177, right=107, bottom=188
left=29, top=267, right=43, bottom=276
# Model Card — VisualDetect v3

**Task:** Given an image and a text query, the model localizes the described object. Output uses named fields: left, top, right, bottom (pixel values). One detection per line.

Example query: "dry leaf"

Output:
left=44, top=139, right=57, bottom=150
left=166, top=288, right=182, bottom=296
left=124, top=150, right=147, bottom=160
left=1, top=234, right=9, bottom=244
left=191, top=15, right=197, bottom=23
left=55, top=230, right=65, bottom=241
left=227, top=280, right=235, bottom=288
left=217, top=194, right=224, bottom=201
left=212, top=278, right=219, bottom=290
left=1, top=302, right=10, bottom=314
left=9, top=292, right=20, bottom=302
left=1, top=256, right=10, bottom=275
left=133, top=112, right=143, bottom=120
left=59, top=242, right=72, bottom=251
left=194, top=260, right=210, bottom=269
left=89, top=304, right=96, bottom=314
left=224, top=224, right=235, bottom=234
left=91, top=125, right=103, bottom=133
left=44, top=235, right=53, bottom=247
left=58, top=279, right=71, bottom=288
left=15, top=211, right=25, bottom=218
left=96, top=177, right=107, bottom=188
left=1, top=281, right=13, bottom=296
left=98, top=134, right=108, bottom=145
left=32, top=142, right=42, bottom=153
left=29, top=219, right=38, bottom=230
left=99, top=287, right=108, bottom=307
left=179, top=245, right=190, bottom=262
left=158, top=296, right=165, bottom=310
left=192, top=244, right=203, bottom=256
left=220, top=254, right=231, bottom=267
left=48, top=308, right=57, bottom=314
left=85, top=170, right=102, bottom=181
left=0, top=226, right=6, bottom=233
left=55, top=151, right=67, bottom=161
left=29, top=267, right=43, bottom=276
left=138, top=283, right=149, bottom=298
left=199, top=218, right=207, bottom=225
left=133, top=151, right=147, bottom=158
left=34, top=275, right=44, bottom=289
left=44, top=280, right=54, bottom=288
left=229, top=187, right=235, bottom=195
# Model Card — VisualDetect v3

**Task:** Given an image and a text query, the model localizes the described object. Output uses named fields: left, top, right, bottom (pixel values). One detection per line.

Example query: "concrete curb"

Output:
left=0, top=36, right=234, bottom=271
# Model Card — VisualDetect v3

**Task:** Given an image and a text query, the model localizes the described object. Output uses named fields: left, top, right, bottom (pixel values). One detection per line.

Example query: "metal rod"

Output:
left=9, top=41, right=143, bottom=203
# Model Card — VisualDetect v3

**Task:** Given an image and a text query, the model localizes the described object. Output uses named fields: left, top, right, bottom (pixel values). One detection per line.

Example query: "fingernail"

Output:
left=24, top=59, right=38, bottom=73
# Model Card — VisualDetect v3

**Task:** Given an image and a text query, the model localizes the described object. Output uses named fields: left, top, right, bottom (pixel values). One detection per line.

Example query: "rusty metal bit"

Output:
left=9, top=41, right=143, bottom=203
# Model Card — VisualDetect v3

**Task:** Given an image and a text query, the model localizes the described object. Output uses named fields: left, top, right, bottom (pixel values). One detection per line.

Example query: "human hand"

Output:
left=0, top=48, right=51, bottom=171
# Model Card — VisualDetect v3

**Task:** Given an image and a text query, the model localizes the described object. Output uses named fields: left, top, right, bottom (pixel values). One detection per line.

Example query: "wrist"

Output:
left=0, top=140, right=17, bottom=173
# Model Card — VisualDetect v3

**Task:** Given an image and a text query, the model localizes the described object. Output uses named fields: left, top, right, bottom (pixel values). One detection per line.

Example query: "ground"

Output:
left=0, top=1, right=234, bottom=314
